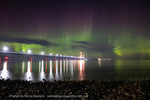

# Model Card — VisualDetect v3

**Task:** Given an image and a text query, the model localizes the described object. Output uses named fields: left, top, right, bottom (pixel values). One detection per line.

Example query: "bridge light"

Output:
left=49, top=53, right=53, bottom=56
left=29, top=58, right=32, bottom=61
left=2, top=46, right=9, bottom=52
left=41, top=51, right=44, bottom=55
left=27, top=49, right=32, bottom=54
left=5, top=57, right=8, bottom=60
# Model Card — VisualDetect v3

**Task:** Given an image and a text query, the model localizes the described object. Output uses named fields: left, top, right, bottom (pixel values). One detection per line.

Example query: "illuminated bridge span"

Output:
left=0, top=52, right=85, bottom=61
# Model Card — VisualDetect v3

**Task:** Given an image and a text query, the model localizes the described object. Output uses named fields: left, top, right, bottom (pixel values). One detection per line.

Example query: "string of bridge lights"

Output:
left=1, top=46, right=84, bottom=58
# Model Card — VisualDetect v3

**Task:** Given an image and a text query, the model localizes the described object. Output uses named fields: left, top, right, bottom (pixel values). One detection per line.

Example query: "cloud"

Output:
left=74, top=41, right=95, bottom=46
left=74, top=41, right=113, bottom=52
left=73, top=41, right=114, bottom=53
left=70, top=45, right=87, bottom=49
left=0, top=36, right=56, bottom=46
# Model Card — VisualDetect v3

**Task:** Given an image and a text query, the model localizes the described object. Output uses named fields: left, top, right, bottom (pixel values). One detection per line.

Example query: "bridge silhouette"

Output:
left=0, top=52, right=84, bottom=61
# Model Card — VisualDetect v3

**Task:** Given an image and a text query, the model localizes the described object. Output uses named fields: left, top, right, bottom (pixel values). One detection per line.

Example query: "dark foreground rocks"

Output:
left=0, top=79, right=150, bottom=100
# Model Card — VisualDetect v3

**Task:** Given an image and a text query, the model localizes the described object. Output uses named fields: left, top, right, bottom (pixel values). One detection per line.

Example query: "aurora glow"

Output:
left=0, top=0, right=150, bottom=59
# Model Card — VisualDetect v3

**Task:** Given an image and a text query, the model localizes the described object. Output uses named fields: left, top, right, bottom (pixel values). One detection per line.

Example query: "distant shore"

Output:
left=0, top=79, right=150, bottom=99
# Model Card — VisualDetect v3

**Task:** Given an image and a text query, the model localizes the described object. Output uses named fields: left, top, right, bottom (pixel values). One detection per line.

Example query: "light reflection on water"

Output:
left=49, top=60, right=53, bottom=80
left=22, top=61, right=25, bottom=73
left=0, top=61, right=11, bottom=79
left=78, top=60, right=85, bottom=80
left=70, top=60, right=73, bottom=76
left=22, top=60, right=84, bottom=81
left=55, top=60, right=59, bottom=80
left=63, top=60, right=65, bottom=74
left=60, top=60, right=62, bottom=77
left=39, top=60, right=45, bottom=81
left=0, top=59, right=150, bottom=81
left=24, top=61, right=33, bottom=81
left=98, top=59, right=101, bottom=67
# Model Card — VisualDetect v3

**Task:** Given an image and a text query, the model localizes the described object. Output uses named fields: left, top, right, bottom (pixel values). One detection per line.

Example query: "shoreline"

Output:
left=0, top=79, right=150, bottom=99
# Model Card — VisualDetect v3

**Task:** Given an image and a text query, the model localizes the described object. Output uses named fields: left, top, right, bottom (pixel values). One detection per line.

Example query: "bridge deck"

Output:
left=0, top=52, right=84, bottom=60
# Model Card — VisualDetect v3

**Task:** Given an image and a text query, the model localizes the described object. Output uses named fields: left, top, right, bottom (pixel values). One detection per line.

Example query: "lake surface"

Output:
left=0, top=59, right=150, bottom=82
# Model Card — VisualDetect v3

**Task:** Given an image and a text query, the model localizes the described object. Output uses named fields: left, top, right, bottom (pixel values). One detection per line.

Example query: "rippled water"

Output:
left=0, top=59, right=150, bottom=81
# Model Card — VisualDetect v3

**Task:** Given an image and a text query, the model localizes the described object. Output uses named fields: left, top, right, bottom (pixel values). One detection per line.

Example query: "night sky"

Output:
left=0, top=0, right=150, bottom=58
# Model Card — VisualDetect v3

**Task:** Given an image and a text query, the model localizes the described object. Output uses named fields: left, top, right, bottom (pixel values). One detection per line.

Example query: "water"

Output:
left=0, top=59, right=150, bottom=82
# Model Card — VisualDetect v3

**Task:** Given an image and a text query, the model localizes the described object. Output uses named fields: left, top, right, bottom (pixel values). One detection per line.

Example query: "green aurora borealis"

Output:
left=1, top=31, right=150, bottom=59
left=0, top=0, right=150, bottom=59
